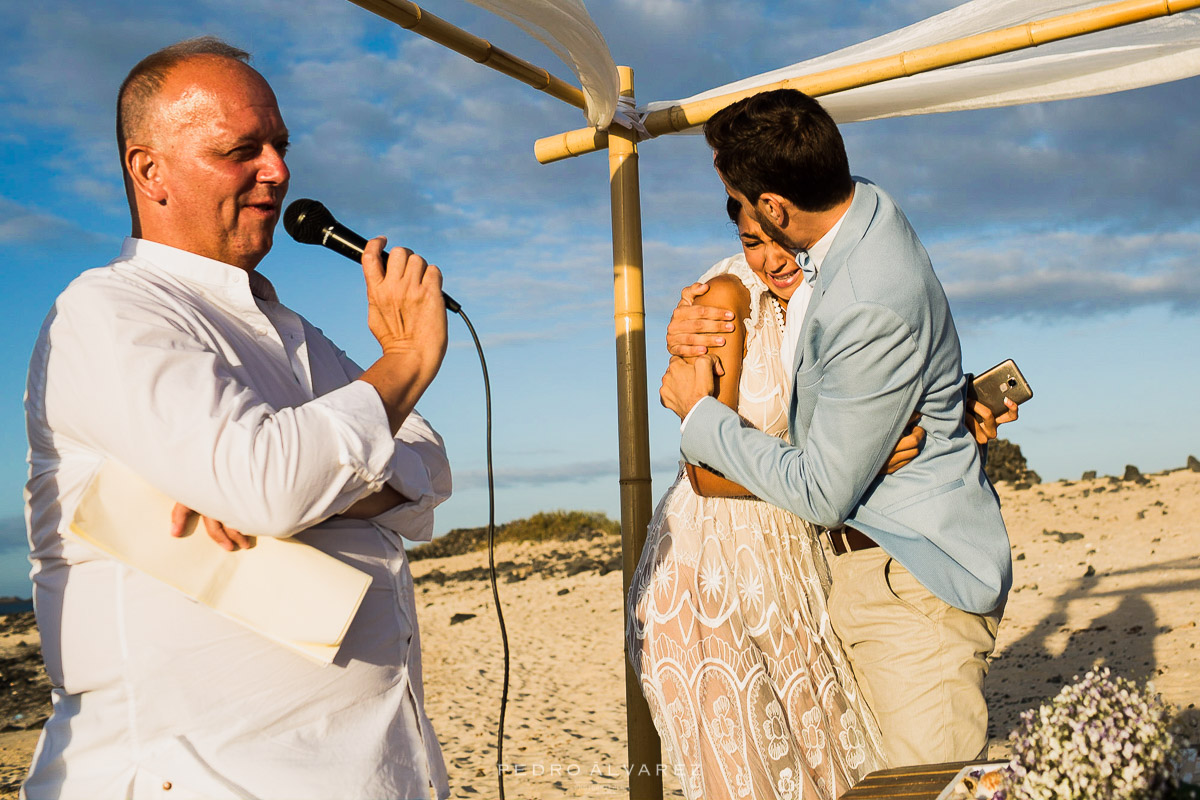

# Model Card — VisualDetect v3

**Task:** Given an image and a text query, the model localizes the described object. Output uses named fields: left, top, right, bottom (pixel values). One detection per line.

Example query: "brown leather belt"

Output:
left=827, top=526, right=879, bottom=556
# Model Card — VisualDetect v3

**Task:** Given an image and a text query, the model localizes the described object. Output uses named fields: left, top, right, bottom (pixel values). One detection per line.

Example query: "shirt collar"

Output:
left=120, top=237, right=278, bottom=302
left=804, top=208, right=848, bottom=273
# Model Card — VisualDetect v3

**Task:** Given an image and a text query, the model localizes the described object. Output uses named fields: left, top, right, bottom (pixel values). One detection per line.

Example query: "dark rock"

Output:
left=557, top=588, right=570, bottom=596
left=598, top=554, right=622, bottom=576
left=1123, top=464, right=1149, bottom=484
left=1016, top=553, right=1026, bottom=561
left=566, top=559, right=597, bottom=577
left=1188, top=455, right=1200, bottom=472
left=1044, top=529, right=1085, bottom=543
left=1082, top=470, right=1097, bottom=480
left=1084, top=565, right=1096, bottom=577
left=0, top=630, right=51, bottom=733
left=0, top=611, right=37, bottom=636
left=450, top=613, right=477, bottom=625
left=1014, top=482, right=1031, bottom=491
left=984, top=439, right=1039, bottom=484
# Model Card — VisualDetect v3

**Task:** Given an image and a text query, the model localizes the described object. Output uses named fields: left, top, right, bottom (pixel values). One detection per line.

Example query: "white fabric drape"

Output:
left=471, top=0, right=1200, bottom=132
left=460, top=0, right=618, bottom=127
left=644, top=0, right=1200, bottom=127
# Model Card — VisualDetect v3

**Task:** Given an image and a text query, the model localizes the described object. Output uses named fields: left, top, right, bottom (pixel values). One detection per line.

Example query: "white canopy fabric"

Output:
left=462, top=0, right=618, bottom=127
left=644, top=0, right=1200, bottom=128
left=468, top=0, right=1200, bottom=132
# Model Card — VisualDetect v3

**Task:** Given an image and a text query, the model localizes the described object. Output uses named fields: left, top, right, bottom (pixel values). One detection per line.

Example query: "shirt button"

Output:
left=255, top=327, right=270, bottom=337
left=162, top=781, right=172, bottom=790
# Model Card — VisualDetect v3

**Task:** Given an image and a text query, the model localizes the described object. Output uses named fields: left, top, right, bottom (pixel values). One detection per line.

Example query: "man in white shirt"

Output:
left=23, top=37, right=452, bottom=799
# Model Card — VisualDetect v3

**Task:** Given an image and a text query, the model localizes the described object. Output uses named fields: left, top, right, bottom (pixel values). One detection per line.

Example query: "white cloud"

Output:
left=0, top=196, right=111, bottom=245
left=936, top=228, right=1200, bottom=321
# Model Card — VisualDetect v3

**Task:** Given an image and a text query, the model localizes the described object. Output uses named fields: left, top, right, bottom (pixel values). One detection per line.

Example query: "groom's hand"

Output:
left=660, top=355, right=719, bottom=419
left=666, top=283, right=735, bottom=366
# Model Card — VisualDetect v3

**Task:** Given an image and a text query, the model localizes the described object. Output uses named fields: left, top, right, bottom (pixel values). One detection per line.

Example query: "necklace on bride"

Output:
left=768, top=295, right=787, bottom=335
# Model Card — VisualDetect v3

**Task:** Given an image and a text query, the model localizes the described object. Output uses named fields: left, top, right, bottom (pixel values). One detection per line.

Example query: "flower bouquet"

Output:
left=949, top=668, right=1198, bottom=800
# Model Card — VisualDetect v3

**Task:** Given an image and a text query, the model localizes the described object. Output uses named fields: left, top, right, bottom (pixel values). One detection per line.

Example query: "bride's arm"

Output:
left=682, top=275, right=757, bottom=498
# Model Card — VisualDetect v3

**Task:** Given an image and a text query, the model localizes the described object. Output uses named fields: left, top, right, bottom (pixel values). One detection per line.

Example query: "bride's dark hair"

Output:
left=725, top=195, right=741, bottom=224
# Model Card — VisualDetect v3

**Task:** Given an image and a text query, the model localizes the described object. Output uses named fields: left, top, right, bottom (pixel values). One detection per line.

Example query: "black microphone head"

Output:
left=283, top=199, right=336, bottom=245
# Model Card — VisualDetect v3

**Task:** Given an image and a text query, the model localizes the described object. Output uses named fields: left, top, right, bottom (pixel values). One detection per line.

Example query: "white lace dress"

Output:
left=627, top=255, right=885, bottom=800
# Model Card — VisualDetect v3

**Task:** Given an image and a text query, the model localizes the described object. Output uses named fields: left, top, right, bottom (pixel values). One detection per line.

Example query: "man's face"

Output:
left=716, top=170, right=802, bottom=255
left=145, top=58, right=290, bottom=270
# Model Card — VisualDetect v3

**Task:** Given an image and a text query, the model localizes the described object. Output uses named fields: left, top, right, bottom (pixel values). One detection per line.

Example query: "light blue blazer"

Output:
left=682, top=180, right=1011, bottom=615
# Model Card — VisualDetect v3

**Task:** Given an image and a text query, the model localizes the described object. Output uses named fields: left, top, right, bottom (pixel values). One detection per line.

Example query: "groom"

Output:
left=660, top=89, right=1011, bottom=767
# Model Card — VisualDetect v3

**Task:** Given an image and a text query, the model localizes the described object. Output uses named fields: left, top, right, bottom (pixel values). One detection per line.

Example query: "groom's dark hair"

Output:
left=705, top=89, right=853, bottom=213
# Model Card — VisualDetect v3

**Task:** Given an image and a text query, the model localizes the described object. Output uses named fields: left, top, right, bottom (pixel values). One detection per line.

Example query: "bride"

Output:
left=626, top=197, right=1012, bottom=799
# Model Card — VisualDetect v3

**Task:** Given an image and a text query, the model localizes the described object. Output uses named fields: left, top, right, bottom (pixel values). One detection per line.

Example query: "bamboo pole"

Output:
left=347, top=0, right=587, bottom=112
left=609, top=66, right=664, bottom=800
left=535, top=0, right=1200, bottom=163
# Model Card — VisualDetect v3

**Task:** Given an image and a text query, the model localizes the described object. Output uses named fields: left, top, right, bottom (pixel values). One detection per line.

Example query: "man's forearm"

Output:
left=358, top=352, right=436, bottom=434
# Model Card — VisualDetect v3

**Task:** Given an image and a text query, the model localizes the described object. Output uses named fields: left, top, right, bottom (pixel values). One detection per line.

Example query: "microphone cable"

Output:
left=451, top=304, right=510, bottom=800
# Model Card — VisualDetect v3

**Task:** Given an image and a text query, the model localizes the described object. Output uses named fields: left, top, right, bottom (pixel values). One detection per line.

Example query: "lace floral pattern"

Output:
left=628, top=255, right=885, bottom=799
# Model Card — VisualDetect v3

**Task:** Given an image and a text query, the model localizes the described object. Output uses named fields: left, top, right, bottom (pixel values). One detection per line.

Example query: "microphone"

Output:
left=283, top=198, right=461, bottom=313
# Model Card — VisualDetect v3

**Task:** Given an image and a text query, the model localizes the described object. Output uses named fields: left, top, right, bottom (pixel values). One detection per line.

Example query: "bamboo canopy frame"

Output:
left=348, top=0, right=1200, bottom=797
left=346, top=0, right=587, bottom=110
left=535, top=0, right=1200, bottom=164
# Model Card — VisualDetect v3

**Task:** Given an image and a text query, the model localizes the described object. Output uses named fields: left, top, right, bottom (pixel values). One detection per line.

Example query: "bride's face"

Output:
left=738, top=209, right=804, bottom=302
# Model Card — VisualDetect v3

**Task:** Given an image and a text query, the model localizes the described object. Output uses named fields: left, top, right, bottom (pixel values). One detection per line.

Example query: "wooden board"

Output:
left=839, top=761, right=984, bottom=799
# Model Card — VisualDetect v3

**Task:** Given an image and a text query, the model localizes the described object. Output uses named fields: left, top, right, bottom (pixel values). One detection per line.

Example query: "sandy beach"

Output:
left=2, top=466, right=1197, bottom=798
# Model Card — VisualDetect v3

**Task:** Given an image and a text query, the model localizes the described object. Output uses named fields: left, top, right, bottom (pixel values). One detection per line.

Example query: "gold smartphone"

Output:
left=970, top=359, right=1033, bottom=417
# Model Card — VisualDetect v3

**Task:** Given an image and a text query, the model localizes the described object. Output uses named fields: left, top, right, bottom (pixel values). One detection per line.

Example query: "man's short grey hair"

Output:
left=116, top=36, right=252, bottom=154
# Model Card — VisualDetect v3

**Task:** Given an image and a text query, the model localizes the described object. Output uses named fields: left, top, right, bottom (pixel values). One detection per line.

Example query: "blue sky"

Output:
left=1, top=0, right=1198, bottom=597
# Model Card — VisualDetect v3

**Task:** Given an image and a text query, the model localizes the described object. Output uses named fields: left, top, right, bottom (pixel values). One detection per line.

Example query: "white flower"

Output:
left=776, top=767, right=796, bottom=798
left=737, top=568, right=764, bottom=612
left=1002, top=668, right=1185, bottom=800
left=651, top=555, right=675, bottom=598
left=735, top=766, right=752, bottom=797
left=762, top=700, right=789, bottom=761
left=698, top=559, right=723, bottom=602
left=800, top=706, right=825, bottom=768
left=708, top=695, right=740, bottom=755
left=667, top=699, right=697, bottom=760
left=839, top=708, right=867, bottom=771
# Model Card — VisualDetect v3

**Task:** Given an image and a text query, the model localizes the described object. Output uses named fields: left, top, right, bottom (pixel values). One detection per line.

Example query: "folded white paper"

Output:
left=68, top=459, right=371, bottom=664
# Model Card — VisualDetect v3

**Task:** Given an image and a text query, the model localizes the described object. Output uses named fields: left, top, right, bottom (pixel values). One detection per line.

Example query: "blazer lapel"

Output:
left=788, top=179, right=880, bottom=378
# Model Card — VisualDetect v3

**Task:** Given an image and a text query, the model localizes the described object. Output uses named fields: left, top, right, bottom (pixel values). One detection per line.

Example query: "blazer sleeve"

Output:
left=681, top=301, right=921, bottom=528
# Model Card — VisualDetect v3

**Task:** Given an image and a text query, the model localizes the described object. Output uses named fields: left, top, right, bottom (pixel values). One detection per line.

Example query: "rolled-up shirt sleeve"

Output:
left=324, top=333, right=452, bottom=543
left=368, top=409, right=452, bottom=542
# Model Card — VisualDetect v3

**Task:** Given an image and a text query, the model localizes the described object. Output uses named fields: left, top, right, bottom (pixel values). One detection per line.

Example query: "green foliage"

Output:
left=408, top=510, right=619, bottom=561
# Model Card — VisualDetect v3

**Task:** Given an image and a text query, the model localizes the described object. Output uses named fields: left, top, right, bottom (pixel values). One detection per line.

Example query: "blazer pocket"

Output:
left=793, top=361, right=824, bottom=390
left=878, top=477, right=964, bottom=514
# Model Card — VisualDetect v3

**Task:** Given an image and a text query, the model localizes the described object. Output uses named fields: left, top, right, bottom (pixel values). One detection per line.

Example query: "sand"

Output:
left=1, top=468, right=1197, bottom=799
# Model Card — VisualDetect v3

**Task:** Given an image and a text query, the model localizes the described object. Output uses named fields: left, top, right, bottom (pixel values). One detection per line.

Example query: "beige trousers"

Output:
left=826, top=546, right=1001, bottom=768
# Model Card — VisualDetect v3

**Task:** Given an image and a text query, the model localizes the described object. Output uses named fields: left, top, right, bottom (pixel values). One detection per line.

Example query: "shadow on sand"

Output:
left=986, top=556, right=1200, bottom=743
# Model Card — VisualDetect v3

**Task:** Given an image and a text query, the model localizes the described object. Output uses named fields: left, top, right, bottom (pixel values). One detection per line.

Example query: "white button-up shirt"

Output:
left=23, top=238, right=451, bottom=799
left=776, top=211, right=845, bottom=374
